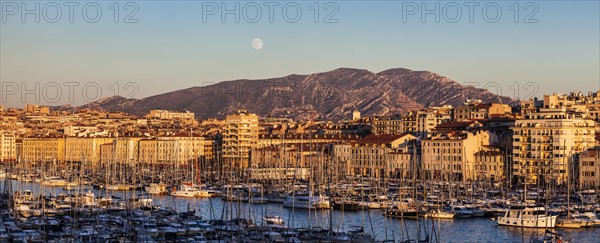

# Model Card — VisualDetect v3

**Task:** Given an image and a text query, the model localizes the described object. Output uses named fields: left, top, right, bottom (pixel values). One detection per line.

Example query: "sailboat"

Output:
left=556, top=150, right=587, bottom=229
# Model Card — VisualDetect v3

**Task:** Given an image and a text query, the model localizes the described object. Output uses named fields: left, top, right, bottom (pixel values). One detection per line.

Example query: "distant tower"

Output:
left=352, top=110, right=361, bottom=121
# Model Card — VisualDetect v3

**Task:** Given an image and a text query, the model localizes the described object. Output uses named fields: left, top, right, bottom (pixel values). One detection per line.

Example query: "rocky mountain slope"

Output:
left=68, top=68, right=512, bottom=120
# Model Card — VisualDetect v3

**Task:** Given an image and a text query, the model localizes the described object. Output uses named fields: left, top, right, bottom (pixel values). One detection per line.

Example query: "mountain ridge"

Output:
left=60, top=68, right=513, bottom=120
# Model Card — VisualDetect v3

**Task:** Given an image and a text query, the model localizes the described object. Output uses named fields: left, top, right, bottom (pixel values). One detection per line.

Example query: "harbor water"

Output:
left=2, top=180, right=599, bottom=243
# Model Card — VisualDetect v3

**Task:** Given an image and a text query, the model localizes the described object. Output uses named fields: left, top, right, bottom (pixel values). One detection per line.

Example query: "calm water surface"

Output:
left=4, top=181, right=599, bottom=243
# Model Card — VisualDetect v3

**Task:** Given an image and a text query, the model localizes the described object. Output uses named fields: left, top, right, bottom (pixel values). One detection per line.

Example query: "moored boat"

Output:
left=497, top=206, right=557, bottom=228
left=145, top=183, right=168, bottom=195
left=425, top=209, right=455, bottom=219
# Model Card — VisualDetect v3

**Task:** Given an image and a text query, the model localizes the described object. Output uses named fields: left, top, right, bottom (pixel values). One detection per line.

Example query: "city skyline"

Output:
left=1, top=1, right=600, bottom=240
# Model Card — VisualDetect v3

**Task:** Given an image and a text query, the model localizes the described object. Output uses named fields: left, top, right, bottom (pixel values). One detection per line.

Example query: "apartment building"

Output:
left=137, top=134, right=213, bottom=165
left=402, top=111, right=417, bottom=134
left=223, top=110, right=259, bottom=168
left=65, top=136, right=114, bottom=164
left=512, top=108, right=595, bottom=185
left=146, top=109, right=195, bottom=120
left=249, top=144, right=319, bottom=180
left=348, top=134, right=417, bottom=178
left=473, top=146, right=505, bottom=181
left=0, top=132, right=17, bottom=162
left=416, top=108, right=452, bottom=138
left=422, top=130, right=496, bottom=181
left=372, top=116, right=403, bottom=135
left=25, top=104, right=50, bottom=115
left=579, top=148, right=599, bottom=189
left=99, top=137, right=144, bottom=164
left=21, top=136, right=66, bottom=162
left=454, top=100, right=511, bottom=121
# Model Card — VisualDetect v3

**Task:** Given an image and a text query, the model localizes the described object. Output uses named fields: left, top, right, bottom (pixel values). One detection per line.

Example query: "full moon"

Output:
left=251, top=38, right=263, bottom=50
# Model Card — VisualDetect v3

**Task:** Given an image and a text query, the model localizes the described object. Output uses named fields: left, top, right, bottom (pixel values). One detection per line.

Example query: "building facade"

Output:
left=21, top=136, right=65, bottom=162
left=579, top=149, right=599, bottom=189
left=512, top=108, right=595, bottom=185
left=65, top=137, right=114, bottom=164
left=223, top=110, right=259, bottom=168
left=422, top=131, right=496, bottom=181
left=348, top=134, right=417, bottom=178
left=0, top=132, right=17, bottom=162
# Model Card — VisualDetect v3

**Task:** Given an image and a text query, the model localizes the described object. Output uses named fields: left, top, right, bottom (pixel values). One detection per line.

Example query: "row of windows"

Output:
left=425, top=142, right=463, bottom=147
left=582, top=172, right=596, bottom=177
left=476, top=165, right=501, bottom=171
left=426, top=148, right=463, bottom=154
left=425, top=164, right=463, bottom=170
left=581, top=161, right=596, bottom=166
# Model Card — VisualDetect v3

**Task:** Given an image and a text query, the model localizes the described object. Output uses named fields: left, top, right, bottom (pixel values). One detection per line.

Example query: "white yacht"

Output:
left=283, top=195, right=330, bottom=209
left=170, top=183, right=210, bottom=198
left=497, top=206, right=557, bottom=228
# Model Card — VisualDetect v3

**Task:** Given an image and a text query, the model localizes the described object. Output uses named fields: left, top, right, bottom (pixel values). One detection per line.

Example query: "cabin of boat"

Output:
left=497, top=206, right=557, bottom=228
left=451, top=205, right=474, bottom=218
left=283, top=195, right=330, bottom=209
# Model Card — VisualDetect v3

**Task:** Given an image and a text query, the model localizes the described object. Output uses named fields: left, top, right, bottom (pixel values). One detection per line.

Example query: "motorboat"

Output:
left=425, top=209, right=455, bottom=219
left=451, top=205, right=474, bottom=218
left=283, top=194, right=330, bottom=209
left=497, top=206, right=557, bottom=228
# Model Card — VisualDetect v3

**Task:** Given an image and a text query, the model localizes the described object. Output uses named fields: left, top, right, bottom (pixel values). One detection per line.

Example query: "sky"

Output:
left=1, top=0, right=599, bottom=108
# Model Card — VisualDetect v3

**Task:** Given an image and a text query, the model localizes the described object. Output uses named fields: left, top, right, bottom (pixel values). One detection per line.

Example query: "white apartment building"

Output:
left=512, top=108, right=595, bottom=185
left=223, top=110, right=259, bottom=168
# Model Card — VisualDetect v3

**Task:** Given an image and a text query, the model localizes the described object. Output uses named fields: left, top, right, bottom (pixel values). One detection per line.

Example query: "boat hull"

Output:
left=497, top=215, right=557, bottom=228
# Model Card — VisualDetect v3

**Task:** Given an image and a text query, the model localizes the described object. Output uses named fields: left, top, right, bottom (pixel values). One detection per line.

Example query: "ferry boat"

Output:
left=497, top=206, right=557, bottom=228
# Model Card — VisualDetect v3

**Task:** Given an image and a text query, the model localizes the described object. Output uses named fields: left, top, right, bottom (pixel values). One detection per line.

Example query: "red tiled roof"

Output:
left=474, top=104, right=492, bottom=109
left=582, top=148, right=599, bottom=158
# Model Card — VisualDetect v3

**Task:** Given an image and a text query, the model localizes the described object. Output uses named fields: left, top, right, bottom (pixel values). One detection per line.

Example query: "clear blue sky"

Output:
left=1, top=1, right=599, bottom=107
